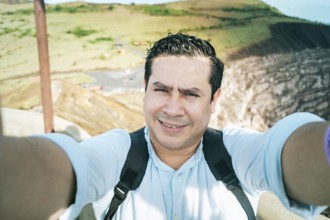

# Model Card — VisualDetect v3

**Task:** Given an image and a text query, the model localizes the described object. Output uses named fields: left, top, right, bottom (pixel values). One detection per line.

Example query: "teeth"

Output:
left=162, top=121, right=182, bottom=129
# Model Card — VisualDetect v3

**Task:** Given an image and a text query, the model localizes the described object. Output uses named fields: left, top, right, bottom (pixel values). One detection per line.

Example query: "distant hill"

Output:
left=0, top=0, right=30, bottom=4
left=229, top=22, right=330, bottom=60
left=0, top=0, right=311, bottom=80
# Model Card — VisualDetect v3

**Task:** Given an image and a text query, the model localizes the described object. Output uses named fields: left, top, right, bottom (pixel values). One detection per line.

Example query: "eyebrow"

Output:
left=179, top=87, right=203, bottom=96
left=153, top=82, right=172, bottom=91
left=152, top=81, right=203, bottom=96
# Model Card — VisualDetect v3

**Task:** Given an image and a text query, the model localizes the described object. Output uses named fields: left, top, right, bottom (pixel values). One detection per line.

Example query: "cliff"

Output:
left=218, top=48, right=330, bottom=131
left=217, top=21, right=330, bottom=131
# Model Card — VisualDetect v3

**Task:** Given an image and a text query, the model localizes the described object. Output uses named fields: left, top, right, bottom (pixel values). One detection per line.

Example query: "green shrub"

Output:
left=133, top=5, right=189, bottom=16
left=88, top=36, right=114, bottom=44
left=53, top=5, right=63, bottom=12
left=46, top=4, right=115, bottom=13
left=18, top=28, right=33, bottom=38
left=67, top=27, right=97, bottom=37
left=0, top=27, right=18, bottom=36
left=2, top=8, right=33, bottom=16
left=67, top=7, right=78, bottom=13
left=222, top=6, right=278, bottom=17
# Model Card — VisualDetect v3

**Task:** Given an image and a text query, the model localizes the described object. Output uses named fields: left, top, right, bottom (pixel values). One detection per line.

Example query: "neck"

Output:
left=152, top=142, right=199, bottom=170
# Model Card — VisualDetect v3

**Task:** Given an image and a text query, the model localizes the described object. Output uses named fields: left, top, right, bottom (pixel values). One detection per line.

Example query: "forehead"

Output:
left=150, top=56, right=212, bottom=86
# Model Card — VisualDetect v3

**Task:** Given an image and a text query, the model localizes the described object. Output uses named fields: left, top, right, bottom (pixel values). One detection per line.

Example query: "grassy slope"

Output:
left=0, top=0, right=309, bottom=109
left=0, top=0, right=306, bottom=76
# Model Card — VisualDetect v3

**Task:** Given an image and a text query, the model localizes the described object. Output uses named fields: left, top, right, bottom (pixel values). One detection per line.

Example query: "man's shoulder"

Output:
left=96, top=128, right=130, bottom=140
left=80, top=128, right=131, bottom=151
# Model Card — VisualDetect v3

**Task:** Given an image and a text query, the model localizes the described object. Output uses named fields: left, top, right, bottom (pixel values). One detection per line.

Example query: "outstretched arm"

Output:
left=0, top=136, right=76, bottom=220
left=282, top=121, right=330, bottom=205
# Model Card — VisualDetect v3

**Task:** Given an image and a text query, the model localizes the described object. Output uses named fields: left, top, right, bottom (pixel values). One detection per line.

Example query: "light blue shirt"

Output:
left=42, top=112, right=326, bottom=220
left=91, top=127, right=258, bottom=220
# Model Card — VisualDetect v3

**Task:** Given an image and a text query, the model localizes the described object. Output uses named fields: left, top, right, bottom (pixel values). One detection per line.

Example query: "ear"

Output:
left=211, top=88, right=221, bottom=113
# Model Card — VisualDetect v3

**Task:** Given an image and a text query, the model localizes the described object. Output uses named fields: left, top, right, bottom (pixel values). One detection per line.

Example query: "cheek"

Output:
left=143, top=94, right=161, bottom=115
left=184, top=100, right=212, bottom=117
left=143, top=95, right=151, bottom=115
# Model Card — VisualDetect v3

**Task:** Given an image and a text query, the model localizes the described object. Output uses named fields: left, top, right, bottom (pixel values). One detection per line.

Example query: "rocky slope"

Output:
left=217, top=48, right=330, bottom=131
left=54, top=80, right=145, bottom=136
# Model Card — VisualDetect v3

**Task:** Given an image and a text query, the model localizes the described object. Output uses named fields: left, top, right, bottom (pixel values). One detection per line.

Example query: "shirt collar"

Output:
left=143, top=127, right=204, bottom=172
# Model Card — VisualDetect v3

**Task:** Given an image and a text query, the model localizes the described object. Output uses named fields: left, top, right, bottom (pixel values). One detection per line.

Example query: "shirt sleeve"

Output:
left=38, top=129, right=131, bottom=219
left=223, top=112, right=327, bottom=219
left=35, top=133, right=88, bottom=219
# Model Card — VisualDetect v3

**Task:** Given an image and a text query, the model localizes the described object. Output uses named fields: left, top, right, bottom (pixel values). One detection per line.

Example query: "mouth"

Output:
left=158, top=119, right=188, bottom=130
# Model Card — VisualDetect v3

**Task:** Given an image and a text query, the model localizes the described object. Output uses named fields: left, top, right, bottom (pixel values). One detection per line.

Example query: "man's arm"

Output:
left=0, top=136, right=76, bottom=220
left=282, top=121, right=330, bottom=205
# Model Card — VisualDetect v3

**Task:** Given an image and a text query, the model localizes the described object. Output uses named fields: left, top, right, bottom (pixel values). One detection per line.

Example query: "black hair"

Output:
left=144, top=33, right=224, bottom=100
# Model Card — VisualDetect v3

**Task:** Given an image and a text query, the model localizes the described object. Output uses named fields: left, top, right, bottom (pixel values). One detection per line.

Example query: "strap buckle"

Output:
left=222, top=172, right=240, bottom=188
left=114, top=181, right=130, bottom=201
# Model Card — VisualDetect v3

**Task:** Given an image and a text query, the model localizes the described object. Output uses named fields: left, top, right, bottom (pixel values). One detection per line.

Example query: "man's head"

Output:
left=144, top=33, right=224, bottom=100
left=143, top=33, right=224, bottom=157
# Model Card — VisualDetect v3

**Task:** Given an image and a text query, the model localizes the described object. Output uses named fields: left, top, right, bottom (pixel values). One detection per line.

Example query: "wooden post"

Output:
left=33, top=0, right=54, bottom=133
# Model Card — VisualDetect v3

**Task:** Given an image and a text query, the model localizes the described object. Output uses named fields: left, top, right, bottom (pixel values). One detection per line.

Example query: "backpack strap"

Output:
left=104, top=127, right=148, bottom=220
left=105, top=127, right=255, bottom=220
left=203, top=128, right=256, bottom=220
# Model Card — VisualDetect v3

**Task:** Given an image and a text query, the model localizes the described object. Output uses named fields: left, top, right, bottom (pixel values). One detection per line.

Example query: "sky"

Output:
left=44, top=0, right=330, bottom=25
left=261, top=0, right=330, bottom=24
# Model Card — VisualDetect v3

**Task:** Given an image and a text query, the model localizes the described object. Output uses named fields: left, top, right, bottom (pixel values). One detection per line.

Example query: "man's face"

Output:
left=143, top=55, right=219, bottom=152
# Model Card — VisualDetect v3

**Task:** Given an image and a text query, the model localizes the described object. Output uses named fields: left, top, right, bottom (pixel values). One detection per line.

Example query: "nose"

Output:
left=163, top=94, right=185, bottom=117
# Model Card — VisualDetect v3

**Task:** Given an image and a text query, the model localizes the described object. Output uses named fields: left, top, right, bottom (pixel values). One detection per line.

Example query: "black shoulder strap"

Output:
left=105, top=127, right=255, bottom=220
left=203, top=128, right=256, bottom=220
left=104, top=127, right=148, bottom=220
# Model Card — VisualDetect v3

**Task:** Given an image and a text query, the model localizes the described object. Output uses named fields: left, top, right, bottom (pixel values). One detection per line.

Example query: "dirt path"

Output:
left=84, top=34, right=146, bottom=94
left=86, top=65, right=144, bottom=94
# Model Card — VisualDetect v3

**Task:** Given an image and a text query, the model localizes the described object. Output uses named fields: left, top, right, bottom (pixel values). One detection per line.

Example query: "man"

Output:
left=0, top=33, right=329, bottom=220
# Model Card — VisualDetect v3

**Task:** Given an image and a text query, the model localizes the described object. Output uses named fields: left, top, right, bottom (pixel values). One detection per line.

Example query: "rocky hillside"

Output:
left=216, top=21, right=330, bottom=131
left=54, top=80, right=145, bottom=136
left=217, top=48, right=330, bottom=131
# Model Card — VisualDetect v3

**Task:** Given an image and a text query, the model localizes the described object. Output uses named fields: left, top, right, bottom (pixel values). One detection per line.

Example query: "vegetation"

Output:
left=0, top=27, right=18, bottom=35
left=67, top=26, right=97, bottom=38
left=222, top=6, right=277, bottom=14
left=130, top=5, right=191, bottom=16
left=18, top=28, right=33, bottom=38
left=1, top=4, right=115, bottom=15
left=88, top=36, right=114, bottom=44
left=2, top=8, right=34, bottom=16
left=46, top=4, right=115, bottom=13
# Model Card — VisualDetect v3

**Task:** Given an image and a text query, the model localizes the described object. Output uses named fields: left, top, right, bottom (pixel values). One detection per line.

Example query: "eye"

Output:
left=187, top=93, right=199, bottom=97
left=154, top=88, right=168, bottom=93
left=183, top=91, right=200, bottom=97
